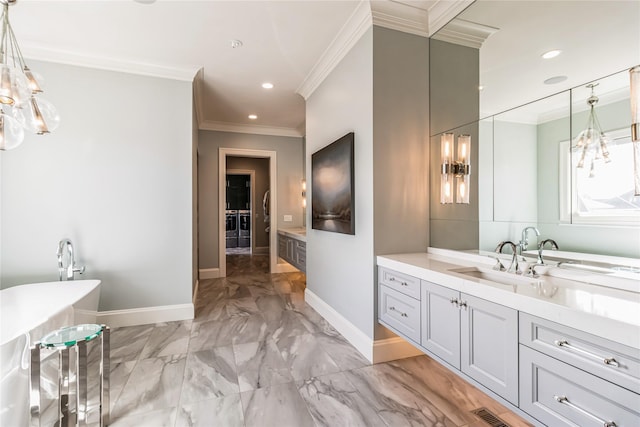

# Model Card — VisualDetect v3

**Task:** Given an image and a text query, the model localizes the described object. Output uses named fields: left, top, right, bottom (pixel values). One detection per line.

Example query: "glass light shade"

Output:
left=0, top=113, right=25, bottom=150
left=441, top=133, right=454, bottom=165
left=10, top=70, right=30, bottom=107
left=15, top=97, right=60, bottom=134
left=0, top=66, right=15, bottom=105
left=23, top=66, right=43, bottom=93
left=456, top=174, right=470, bottom=204
left=301, top=180, right=306, bottom=192
left=633, top=138, right=640, bottom=196
left=302, top=197, right=307, bottom=208
left=457, top=134, right=471, bottom=165
left=440, top=173, right=453, bottom=204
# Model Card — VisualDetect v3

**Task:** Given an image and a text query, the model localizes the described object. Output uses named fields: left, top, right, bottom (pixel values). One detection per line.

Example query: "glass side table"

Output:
left=31, top=324, right=110, bottom=427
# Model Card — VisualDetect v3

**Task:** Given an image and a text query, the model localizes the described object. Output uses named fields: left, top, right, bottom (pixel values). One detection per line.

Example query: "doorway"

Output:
left=225, top=170, right=254, bottom=255
left=218, top=148, right=278, bottom=277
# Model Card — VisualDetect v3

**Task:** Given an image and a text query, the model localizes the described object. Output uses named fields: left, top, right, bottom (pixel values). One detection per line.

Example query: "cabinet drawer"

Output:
left=379, top=285, right=420, bottom=343
left=378, top=267, right=421, bottom=300
left=278, top=236, right=287, bottom=258
left=520, top=313, right=640, bottom=393
left=520, top=345, right=640, bottom=427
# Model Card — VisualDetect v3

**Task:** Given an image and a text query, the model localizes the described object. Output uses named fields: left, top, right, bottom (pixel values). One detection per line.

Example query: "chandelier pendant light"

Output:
left=0, top=0, right=59, bottom=151
left=572, top=83, right=611, bottom=178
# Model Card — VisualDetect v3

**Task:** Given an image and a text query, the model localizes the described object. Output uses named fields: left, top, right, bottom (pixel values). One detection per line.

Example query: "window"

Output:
left=560, top=128, right=640, bottom=225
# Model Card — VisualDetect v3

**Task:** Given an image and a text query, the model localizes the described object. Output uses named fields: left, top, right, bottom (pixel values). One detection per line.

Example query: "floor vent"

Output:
left=471, top=407, right=511, bottom=427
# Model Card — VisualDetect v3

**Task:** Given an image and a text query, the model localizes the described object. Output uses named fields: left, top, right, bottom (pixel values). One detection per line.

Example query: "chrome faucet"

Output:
left=57, top=238, right=85, bottom=281
left=537, top=238, right=559, bottom=265
left=518, top=226, right=540, bottom=254
left=495, top=240, right=521, bottom=274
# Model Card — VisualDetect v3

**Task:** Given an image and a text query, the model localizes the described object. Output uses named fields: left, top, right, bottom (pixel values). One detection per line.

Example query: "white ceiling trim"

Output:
left=432, top=18, right=498, bottom=49
left=200, top=120, right=303, bottom=138
left=296, top=1, right=372, bottom=100
left=427, top=0, right=474, bottom=36
left=371, top=1, right=429, bottom=37
left=22, top=44, right=200, bottom=82
left=193, top=68, right=205, bottom=127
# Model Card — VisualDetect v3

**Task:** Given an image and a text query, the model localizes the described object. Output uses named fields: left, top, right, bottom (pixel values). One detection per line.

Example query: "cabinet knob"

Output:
left=450, top=297, right=459, bottom=307
left=458, top=301, right=468, bottom=310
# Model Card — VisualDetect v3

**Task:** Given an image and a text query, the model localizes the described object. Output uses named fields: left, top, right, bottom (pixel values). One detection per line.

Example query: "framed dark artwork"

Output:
left=311, top=132, right=355, bottom=235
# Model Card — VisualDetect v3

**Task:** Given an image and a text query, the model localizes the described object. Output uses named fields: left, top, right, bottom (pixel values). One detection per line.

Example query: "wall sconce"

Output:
left=301, top=179, right=307, bottom=208
left=440, top=133, right=471, bottom=204
left=631, top=65, right=640, bottom=195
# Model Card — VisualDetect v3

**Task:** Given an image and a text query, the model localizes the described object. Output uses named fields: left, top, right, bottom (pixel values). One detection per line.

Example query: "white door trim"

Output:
left=219, top=148, right=277, bottom=276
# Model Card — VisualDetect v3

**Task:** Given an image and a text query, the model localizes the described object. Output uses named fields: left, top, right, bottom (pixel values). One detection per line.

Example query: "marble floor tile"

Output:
left=139, top=320, right=192, bottom=359
left=110, top=324, right=154, bottom=363
left=388, top=355, right=513, bottom=425
left=176, top=394, right=244, bottom=427
left=195, top=297, right=260, bottom=323
left=314, top=333, right=370, bottom=372
left=276, top=332, right=342, bottom=381
left=297, top=372, right=387, bottom=427
left=280, top=291, right=307, bottom=311
left=111, top=354, right=186, bottom=420
left=254, top=294, right=287, bottom=322
left=247, top=282, right=279, bottom=297
left=241, top=382, right=315, bottom=427
left=267, top=308, right=316, bottom=341
left=180, top=346, right=239, bottom=404
left=343, top=364, right=458, bottom=427
left=189, top=314, right=269, bottom=352
left=296, top=305, right=340, bottom=336
left=109, top=406, right=177, bottom=427
left=233, top=338, right=294, bottom=392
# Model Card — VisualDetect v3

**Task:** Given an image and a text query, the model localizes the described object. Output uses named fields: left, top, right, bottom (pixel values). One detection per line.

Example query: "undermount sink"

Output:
left=449, top=267, right=541, bottom=287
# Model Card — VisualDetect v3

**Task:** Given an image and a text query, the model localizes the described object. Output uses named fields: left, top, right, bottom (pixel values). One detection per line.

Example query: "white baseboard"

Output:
left=304, top=289, right=423, bottom=364
left=199, top=268, right=220, bottom=279
left=304, top=289, right=374, bottom=362
left=254, top=246, right=269, bottom=255
left=97, top=303, right=194, bottom=328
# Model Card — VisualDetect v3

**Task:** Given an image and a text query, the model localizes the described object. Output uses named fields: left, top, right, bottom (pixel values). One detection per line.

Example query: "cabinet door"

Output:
left=421, top=280, right=461, bottom=369
left=460, top=293, right=519, bottom=405
left=278, top=235, right=288, bottom=259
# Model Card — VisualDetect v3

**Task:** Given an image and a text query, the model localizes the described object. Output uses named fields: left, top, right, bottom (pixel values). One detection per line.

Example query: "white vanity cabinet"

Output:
left=421, top=280, right=519, bottom=405
left=519, top=313, right=640, bottom=426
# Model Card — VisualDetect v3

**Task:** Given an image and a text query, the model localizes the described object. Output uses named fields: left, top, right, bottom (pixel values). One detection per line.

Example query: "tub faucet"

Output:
left=518, top=226, right=540, bottom=254
left=537, top=239, right=559, bottom=265
left=495, top=240, right=521, bottom=274
left=57, top=238, right=85, bottom=281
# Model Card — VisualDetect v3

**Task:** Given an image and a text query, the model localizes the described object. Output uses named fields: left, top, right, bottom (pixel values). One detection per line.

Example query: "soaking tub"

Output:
left=0, top=280, right=101, bottom=427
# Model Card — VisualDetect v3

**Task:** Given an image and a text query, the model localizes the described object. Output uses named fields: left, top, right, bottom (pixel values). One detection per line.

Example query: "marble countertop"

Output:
left=377, top=249, right=640, bottom=349
left=278, top=227, right=306, bottom=242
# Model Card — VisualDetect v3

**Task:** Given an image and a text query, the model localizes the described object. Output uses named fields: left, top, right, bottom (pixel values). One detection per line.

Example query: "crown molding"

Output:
left=22, top=43, right=200, bottom=82
left=370, top=1, right=429, bottom=37
left=296, top=0, right=372, bottom=100
left=200, top=120, right=304, bottom=138
left=431, top=18, right=498, bottom=49
left=193, top=68, right=205, bottom=127
left=427, top=0, right=474, bottom=36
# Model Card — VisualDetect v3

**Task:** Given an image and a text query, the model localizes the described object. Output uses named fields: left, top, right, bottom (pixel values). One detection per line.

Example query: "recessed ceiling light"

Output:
left=544, top=75, right=568, bottom=85
left=262, top=82, right=274, bottom=89
left=478, top=85, right=484, bottom=91
left=542, top=50, right=562, bottom=59
left=230, top=39, right=243, bottom=49
left=248, top=114, right=258, bottom=120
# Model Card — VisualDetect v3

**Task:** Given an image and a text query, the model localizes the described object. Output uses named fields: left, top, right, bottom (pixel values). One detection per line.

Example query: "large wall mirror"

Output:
left=430, top=0, right=640, bottom=259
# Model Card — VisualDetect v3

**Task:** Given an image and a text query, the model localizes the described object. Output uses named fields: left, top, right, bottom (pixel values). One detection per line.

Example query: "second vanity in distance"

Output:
left=377, top=248, right=640, bottom=427
left=278, top=228, right=306, bottom=273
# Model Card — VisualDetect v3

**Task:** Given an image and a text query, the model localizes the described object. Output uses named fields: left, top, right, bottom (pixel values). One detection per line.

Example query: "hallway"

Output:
left=103, top=254, right=532, bottom=426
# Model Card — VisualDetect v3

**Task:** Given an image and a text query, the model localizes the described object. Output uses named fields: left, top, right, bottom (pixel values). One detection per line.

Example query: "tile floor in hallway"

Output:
left=105, top=254, right=533, bottom=427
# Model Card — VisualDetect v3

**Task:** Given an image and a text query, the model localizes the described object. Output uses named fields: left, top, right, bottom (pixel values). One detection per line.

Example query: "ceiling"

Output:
left=9, top=0, right=365, bottom=137
left=434, top=0, right=640, bottom=123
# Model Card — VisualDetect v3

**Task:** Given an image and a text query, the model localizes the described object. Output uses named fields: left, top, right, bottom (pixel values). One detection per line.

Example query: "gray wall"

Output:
left=0, top=60, right=194, bottom=312
left=198, top=131, right=303, bottom=269
left=306, top=26, right=430, bottom=342
left=226, top=156, right=270, bottom=249
left=429, top=39, right=480, bottom=250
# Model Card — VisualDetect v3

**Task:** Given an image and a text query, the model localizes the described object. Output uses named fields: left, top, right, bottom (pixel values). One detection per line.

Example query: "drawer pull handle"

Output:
left=553, top=395, right=617, bottom=427
left=458, top=301, right=468, bottom=310
left=389, top=306, right=408, bottom=317
left=450, top=297, right=459, bottom=307
left=389, top=277, right=408, bottom=286
left=554, top=340, right=620, bottom=368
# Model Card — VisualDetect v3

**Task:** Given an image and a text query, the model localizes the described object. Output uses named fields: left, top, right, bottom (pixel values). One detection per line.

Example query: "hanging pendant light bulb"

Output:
left=572, top=83, right=611, bottom=175
left=0, top=0, right=58, bottom=150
